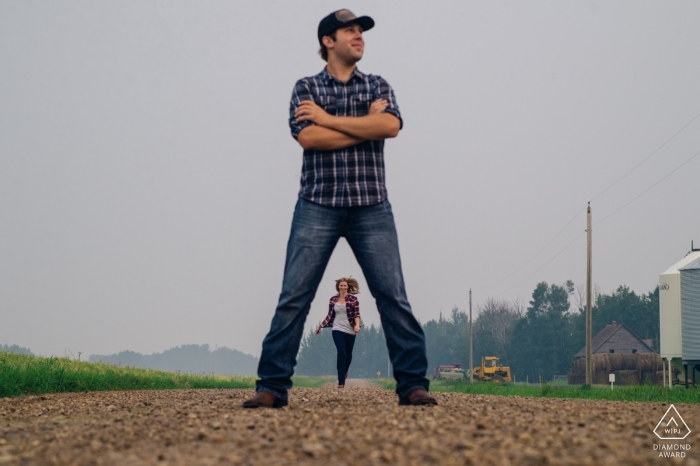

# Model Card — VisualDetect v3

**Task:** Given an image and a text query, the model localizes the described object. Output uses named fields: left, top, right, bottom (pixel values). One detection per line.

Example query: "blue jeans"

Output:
left=332, top=330, right=356, bottom=385
left=256, top=198, right=430, bottom=401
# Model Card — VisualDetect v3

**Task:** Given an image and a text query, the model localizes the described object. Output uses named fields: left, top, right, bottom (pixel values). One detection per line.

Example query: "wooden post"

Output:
left=663, top=358, right=666, bottom=389
left=469, top=288, right=473, bottom=383
left=586, top=203, right=593, bottom=387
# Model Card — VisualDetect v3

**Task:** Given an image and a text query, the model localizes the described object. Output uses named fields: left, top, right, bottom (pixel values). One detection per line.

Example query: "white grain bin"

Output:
left=659, top=250, right=700, bottom=387
left=680, top=257, right=700, bottom=368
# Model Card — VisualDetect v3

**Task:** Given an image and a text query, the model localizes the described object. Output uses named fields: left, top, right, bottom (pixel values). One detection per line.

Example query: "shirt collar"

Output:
left=320, top=67, right=365, bottom=84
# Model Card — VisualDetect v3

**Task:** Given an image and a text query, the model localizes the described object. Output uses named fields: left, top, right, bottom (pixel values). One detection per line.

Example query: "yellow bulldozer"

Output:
left=471, top=356, right=512, bottom=383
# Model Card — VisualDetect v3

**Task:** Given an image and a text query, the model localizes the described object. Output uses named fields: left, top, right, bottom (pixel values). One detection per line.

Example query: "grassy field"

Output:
left=6, top=350, right=698, bottom=403
left=0, top=351, right=254, bottom=398
left=291, top=375, right=333, bottom=388
left=0, top=351, right=327, bottom=398
left=376, top=378, right=700, bottom=403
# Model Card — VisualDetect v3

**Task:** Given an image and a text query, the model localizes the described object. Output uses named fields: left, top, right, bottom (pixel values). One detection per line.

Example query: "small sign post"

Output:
left=377, top=371, right=381, bottom=378
left=609, top=373, right=615, bottom=390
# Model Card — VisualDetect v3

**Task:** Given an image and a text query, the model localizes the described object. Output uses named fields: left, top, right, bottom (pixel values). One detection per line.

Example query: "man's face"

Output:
left=325, top=23, right=364, bottom=63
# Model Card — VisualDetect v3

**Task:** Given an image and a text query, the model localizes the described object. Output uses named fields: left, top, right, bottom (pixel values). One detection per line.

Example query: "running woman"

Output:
left=315, top=277, right=361, bottom=388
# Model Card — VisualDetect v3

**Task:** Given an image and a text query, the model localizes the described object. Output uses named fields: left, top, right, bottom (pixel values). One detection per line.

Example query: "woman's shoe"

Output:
left=338, top=384, right=344, bottom=388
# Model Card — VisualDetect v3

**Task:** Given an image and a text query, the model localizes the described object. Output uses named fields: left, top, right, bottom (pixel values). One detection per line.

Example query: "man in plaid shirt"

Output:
left=244, top=9, right=436, bottom=408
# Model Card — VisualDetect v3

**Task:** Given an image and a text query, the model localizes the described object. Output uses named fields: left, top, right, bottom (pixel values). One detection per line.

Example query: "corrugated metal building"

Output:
left=660, top=248, right=700, bottom=388
left=681, top=257, right=700, bottom=385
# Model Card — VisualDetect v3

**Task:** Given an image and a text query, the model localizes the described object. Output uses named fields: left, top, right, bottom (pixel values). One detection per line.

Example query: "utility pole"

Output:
left=388, top=356, right=390, bottom=379
left=469, top=288, right=473, bottom=383
left=585, top=203, right=592, bottom=387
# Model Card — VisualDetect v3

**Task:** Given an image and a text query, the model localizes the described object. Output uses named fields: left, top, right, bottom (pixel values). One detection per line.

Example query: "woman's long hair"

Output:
left=335, top=276, right=360, bottom=295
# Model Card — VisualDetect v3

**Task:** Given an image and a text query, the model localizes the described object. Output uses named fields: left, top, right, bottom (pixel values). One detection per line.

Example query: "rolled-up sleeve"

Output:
left=374, top=76, right=403, bottom=130
left=289, top=79, right=313, bottom=140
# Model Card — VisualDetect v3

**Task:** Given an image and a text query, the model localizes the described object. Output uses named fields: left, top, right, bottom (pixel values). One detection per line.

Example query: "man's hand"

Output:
left=314, top=327, right=321, bottom=335
left=369, top=98, right=388, bottom=115
left=295, top=97, right=398, bottom=149
left=296, top=98, right=387, bottom=126
left=295, top=101, right=333, bottom=127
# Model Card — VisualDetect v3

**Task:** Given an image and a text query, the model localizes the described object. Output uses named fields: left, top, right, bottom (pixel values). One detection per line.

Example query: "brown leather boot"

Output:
left=242, top=391, right=287, bottom=409
left=398, top=388, right=438, bottom=406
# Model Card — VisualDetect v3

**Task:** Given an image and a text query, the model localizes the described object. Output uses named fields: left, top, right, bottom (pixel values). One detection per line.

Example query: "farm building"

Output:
left=568, top=322, right=672, bottom=385
left=573, top=321, right=655, bottom=359
left=659, top=247, right=700, bottom=387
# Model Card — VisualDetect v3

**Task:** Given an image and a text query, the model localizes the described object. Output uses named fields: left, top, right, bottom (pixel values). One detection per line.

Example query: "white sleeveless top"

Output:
left=332, top=303, right=355, bottom=335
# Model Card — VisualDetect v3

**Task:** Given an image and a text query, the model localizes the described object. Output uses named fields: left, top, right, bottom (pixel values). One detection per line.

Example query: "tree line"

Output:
left=90, top=344, right=259, bottom=376
left=295, top=282, right=659, bottom=382
left=0, top=344, right=33, bottom=355
left=295, top=325, right=391, bottom=378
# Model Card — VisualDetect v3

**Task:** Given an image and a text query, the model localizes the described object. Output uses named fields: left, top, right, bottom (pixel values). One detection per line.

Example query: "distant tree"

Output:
left=1, top=344, right=33, bottom=355
left=296, top=329, right=336, bottom=376
left=510, top=281, right=576, bottom=382
left=296, top=324, right=390, bottom=378
left=90, top=344, right=258, bottom=375
left=597, top=286, right=659, bottom=349
left=348, top=325, right=391, bottom=378
left=423, top=311, right=457, bottom=372
left=569, top=285, right=660, bottom=352
left=472, top=298, right=522, bottom=367
left=291, top=281, right=662, bottom=384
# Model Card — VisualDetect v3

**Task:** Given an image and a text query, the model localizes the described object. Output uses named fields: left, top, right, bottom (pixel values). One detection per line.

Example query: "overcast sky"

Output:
left=2, top=1, right=698, bottom=360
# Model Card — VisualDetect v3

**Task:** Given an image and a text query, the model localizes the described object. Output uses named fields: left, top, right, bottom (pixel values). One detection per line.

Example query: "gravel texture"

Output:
left=322, top=379, right=382, bottom=389
left=1, top=387, right=699, bottom=465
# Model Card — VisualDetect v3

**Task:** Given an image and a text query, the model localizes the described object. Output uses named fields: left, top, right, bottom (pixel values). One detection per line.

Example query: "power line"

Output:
left=491, top=145, right=700, bottom=296
left=590, top=110, right=700, bottom=202
left=594, top=148, right=700, bottom=226
left=475, top=109, right=700, bottom=296
left=496, top=230, right=586, bottom=297
left=477, top=205, right=586, bottom=290
left=489, top=146, right=699, bottom=296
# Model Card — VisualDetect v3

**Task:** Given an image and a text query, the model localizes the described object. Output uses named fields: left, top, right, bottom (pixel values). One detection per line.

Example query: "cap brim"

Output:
left=355, top=16, right=375, bottom=32
left=344, top=16, right=374, bottom=33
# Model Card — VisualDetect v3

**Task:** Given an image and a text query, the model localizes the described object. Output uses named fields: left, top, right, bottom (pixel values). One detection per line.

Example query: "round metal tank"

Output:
left=680, top=257, right=700, bottom=364
left=659, top=251, right=700, bottom=360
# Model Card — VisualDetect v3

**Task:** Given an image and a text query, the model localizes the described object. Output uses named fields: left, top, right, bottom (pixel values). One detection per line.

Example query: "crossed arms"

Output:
left=294, top=99, right=401, bottom=151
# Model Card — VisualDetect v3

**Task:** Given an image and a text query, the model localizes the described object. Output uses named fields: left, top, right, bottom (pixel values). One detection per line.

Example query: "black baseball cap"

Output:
left=317, top=9, right=374, bottom=44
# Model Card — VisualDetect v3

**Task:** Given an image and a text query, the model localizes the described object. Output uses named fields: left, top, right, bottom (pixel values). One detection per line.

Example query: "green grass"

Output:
left=329, top=378, right=700, bottom=403
left=375, top=378, right=398, bottom=390
left=8, top=350, right=696, bottom=404
left=291, top=375, right=334, bottom=388
left=0, top=351, right=256, bottom=398
left=376, top=378, right=700, bottom=403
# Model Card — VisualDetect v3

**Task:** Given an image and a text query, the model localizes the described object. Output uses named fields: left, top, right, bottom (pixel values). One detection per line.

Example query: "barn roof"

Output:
left=573, top=322, right=655, bottom=359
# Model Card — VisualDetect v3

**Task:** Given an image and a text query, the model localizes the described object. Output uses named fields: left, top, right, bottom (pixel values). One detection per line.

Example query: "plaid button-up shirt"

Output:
left=320, top=294, right=361, bottom=329
left=289, top=68, right=403, bottom=207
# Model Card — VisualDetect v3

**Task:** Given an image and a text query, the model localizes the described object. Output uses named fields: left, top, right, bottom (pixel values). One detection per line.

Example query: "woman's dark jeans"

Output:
left=332, top=330, right=356, bottom=385
left=255, top=198, right=430, bottom=402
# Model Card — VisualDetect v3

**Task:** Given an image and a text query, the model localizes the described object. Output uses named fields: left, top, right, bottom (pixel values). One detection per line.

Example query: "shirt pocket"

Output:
left=350, top=94, right=371, bottom=117
left=315, top=95, right=337, bottom=115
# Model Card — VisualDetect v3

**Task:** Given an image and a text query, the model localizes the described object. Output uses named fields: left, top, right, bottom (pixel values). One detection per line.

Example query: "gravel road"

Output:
left=322, top=379, right=382, bottom=389
left=1, top=388, right=698, bottom=465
